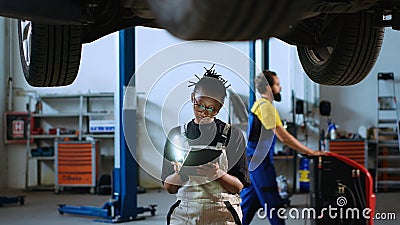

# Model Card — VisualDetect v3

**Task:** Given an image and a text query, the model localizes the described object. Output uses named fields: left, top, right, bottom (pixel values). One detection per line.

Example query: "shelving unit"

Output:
left=24, top=92, right=115, bottom=191
left=375, top=72, right=400, bottom=191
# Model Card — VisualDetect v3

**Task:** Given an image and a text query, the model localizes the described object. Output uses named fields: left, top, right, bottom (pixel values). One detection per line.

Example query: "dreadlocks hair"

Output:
left=255, top=70, right=277, bottom=94
left=188, top=65, right=230, bottom=103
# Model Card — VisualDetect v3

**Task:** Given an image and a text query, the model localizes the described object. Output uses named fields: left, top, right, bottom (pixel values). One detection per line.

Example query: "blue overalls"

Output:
left=240, top=108, right=285, bottom=225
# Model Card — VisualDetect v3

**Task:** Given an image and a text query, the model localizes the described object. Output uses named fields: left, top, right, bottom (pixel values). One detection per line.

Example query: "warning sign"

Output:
left=5, top=112, right=31, bottom=144
left=12, top=120, right=25, bottom=138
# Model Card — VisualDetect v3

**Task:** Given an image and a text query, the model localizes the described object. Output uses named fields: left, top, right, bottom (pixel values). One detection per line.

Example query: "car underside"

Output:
left=1, top=0, right=400, bottom=87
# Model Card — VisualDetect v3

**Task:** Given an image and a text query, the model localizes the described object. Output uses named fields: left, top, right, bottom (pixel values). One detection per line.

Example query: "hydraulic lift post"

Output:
left=57, top=28, right=156, bottom=222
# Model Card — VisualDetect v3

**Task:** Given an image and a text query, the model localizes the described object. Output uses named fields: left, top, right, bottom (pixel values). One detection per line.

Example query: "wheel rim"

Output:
left=19, top=20, right=32, bottom=67
left=304, top=46, right=334, bottom=66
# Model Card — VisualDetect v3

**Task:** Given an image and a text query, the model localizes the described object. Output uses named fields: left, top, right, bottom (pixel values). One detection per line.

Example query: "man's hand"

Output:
left=308, top=150, right=326, bottom=156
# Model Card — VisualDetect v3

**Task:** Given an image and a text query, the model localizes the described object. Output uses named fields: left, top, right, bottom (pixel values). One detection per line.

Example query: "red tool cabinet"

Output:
left=326, top=139, right=367, bottom=167
left=55, top=140, right=99, bottom=194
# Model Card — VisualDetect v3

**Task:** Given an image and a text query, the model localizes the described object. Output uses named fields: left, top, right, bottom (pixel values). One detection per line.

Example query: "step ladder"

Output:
left=375, top=72, right=400, bottom=191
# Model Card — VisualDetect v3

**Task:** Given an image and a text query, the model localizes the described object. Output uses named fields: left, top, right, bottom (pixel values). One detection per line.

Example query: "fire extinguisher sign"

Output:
left=12, top=120, right=25, bottom=138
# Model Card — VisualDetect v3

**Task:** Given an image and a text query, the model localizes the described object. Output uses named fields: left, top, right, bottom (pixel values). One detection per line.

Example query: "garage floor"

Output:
left=0, top=188, right=398, bottom=225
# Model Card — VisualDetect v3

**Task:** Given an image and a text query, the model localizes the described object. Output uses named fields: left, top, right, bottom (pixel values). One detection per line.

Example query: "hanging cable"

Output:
left=354, top=169, right=367, bottom=208
left=7, top=18, right=14, bottom=112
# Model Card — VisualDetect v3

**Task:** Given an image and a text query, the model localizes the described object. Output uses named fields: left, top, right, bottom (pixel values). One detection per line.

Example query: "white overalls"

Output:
left=167, top=123, right=242, bottom=225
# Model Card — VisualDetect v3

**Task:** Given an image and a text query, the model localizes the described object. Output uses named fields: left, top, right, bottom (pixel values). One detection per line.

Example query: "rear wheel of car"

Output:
left=297, top=12, right=385, bottom=86
left=147, top=0, right=312, bottom=41
left=18, top=20, right=82, bottom=87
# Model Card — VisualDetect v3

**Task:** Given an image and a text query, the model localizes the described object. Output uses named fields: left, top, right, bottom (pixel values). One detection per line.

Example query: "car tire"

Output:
left=146, top=0, right=312, bottom=41
left=18, top=20, right=82, bottom=87
left=297, top=12, right=385, bottom=86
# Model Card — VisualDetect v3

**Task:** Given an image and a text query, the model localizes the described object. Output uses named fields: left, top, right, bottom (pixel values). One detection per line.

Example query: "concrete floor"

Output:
left=0, top=188, right=399, bottom=225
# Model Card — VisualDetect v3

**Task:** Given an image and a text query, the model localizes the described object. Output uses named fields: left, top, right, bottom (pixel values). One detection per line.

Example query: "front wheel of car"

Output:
left=18, top=20, right=83, bottom=87
left=297, top=12, right=385, bottom=86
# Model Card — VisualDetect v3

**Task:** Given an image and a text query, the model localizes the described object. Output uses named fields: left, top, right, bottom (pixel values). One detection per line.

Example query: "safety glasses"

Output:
left=192, top=98, right=221, bottom=115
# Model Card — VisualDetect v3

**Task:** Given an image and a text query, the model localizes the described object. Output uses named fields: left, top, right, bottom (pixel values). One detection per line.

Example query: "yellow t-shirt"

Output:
left=251, top=98, right=282, bottom=130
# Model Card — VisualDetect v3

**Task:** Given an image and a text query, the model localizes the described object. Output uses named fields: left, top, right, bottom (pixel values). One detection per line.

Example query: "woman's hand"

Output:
left=197, top=162, right=244, bottom=194
left=197, top=162, right=225, bottom=179
left=164, top=161, right=183, bottom=194
left=171, top=161, right=182, bottom=173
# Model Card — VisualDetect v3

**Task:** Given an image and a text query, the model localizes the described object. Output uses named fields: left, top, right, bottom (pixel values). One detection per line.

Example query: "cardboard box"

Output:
left=371, top=127, right=396, bottom=141
left=89, top=115, right=115, bottom=133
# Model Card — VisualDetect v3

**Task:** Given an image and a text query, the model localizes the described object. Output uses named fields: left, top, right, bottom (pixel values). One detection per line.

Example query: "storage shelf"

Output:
left=82, top=93, right=114, bottom=98
left=29, top=156, right=55, bottom=160
left=31, top=134, right=78, bottom=139
left=32, top=113, right=80, bottom=118
left=23, top=92, right=115, bottom=191
left=83, top=112, right=114, bottom=117
left=83, top=134, right=115, bottom=138
left=31, top=134, right=115, bottom=139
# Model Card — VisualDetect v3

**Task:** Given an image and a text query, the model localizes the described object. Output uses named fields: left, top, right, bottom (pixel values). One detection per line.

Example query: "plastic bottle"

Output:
left=330, top=124, right=337, bottom=140
left=276, top=175, right=289, bottom=199
left=35, top=100, right=42, bottom=114
left=328, top=123, right=337, bottom=140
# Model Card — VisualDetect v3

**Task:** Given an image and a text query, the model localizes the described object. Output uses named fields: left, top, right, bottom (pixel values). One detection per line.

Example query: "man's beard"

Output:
left=274, top=93, right=282, bottom=102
